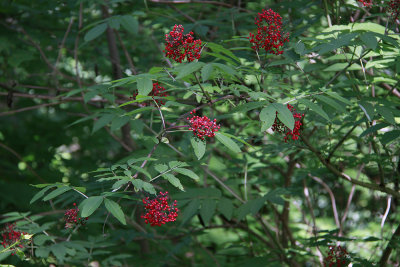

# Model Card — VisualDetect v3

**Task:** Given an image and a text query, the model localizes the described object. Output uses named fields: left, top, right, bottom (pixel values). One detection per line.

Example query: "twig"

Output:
left=0, top=142, right=47, bottom=183
left=309, top=175, right=340, bottom=230
left=301, top=135, right=400, bottom=198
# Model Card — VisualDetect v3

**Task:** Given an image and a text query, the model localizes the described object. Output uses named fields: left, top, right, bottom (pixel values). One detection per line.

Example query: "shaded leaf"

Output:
left=104, top=198, right=126, bottom=225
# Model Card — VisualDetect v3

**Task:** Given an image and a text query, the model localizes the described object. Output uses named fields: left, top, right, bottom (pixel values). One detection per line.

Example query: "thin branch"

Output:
left=309, top=175, right=341, bottom=230
left=301, top=135, right=400, bottom=198
left=115, top=30, right=137, bottom=75
left=0, top=102, right=62, bottom=117
left=0, top=142, right=47, bottom=183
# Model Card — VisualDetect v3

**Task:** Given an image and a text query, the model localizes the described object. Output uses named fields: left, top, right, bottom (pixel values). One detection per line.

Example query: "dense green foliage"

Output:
left=1, top=0, right=400, bottom=266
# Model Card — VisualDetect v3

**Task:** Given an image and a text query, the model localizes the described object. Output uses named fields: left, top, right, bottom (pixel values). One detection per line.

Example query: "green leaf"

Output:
left=299, top=99, right=330, bottom=121
left=325, top=91, right=352, bottom=105
left=92, top=114, right=116, bottom=134
left=174, top=168, right=200, bottom=181
left=359, top=123, right=390, bottom=138
left=218, top=198, right=233, bottom=220
left=200, top=199, right=216, bottom=226
left=84, top=23, right=107, bottom=42
left=381, top=130, right=400, bottom=145
left=315, top=95, right=346, bottom=113
left=43, top=186, right=71, bottom=201
left=260, top=105, right=277, bottom=131
left=272, top=103, right=296, bottom=129
left=104, top=198, right=126, bottom=225
left=137, top=77, right=153, bottom=96
left=130, top=165, right=151, bottom=179
left=108, top=16, right=120, bottom=30
left=125, top=106, right=154, bottom=116
left=35, top=247, right=50, bottom=258
left=30, top=186, right=52, bottom=204
left=358, top=101, right=374, bottom=122
left=212, top=63, right=238, bottom=77
left=176, top=62, right=205, bottom=79
left=154, top=164, right=168, bottom=173
left=120, top=15, right=138, bottom=35
left=131, top=179, right=156, bottom=194
left=236, top=198, right=265, bottom=221
left=207, top=42, right=240, bottom=63
left=361, top=32, right=378, bottom=50
left=219, top=132, right=254, bottom=149
left=180, top=199, right=200, bottom=225
left=80, top=196, right=104, bottom=217
left=33, top=234, right=54, bottom=246
left=215, top=132, right=241, bottom=153
left=376, top=106, right=396, bottom=125
left=50, top=243, right=67, bottom=261
left=110, top=116, right=130, bottom=131
left=162, top=173, right=184, bottom=191
left=323, top=63, right=361, bottom=72
left=201, top=64, right=213, bottom=82
left=191, top=137, right=206, bottom=160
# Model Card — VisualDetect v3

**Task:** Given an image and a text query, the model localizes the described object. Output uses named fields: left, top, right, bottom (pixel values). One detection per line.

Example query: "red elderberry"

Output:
left=164, top=24, right=202, bottom=63
left=388, top=0, right=400, bottom=20
left=323, top=245, right=350, bottom=267
left=249, top=9, right=289, bottom=55
left=64, top=203, right=88, bottom=229
left=1, top=223, right=27, bottom=255
left=141, top=191, right=179, bottom=226
left=358, top=0, right=373, bottom=7
left=271, top=104, right=304, bottom=142
left=132, top=82, right=168, bottom=106
left=187, top=109, right=221, bottom=141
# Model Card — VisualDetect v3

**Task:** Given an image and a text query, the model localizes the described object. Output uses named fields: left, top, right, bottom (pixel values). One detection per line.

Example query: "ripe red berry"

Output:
left=187, top=109, right=220, bottom=141
left=164, top=25, right=202, bottom=63
left=358, top=0, right=373, bottom=7
left=323, top=245, right=350, bottom=267
left=1, top=223, right=25, bottom=252
left=132, top=82, right=168, bottom=106
left=271, top=104, right=304, bottom=142
left=64, top=204, right=88, bottom=229
left=249, top=9, right=289, bottom=55
left=388, top=0, right=400, bottom=20
left=141, top=192, right=179, bottom=226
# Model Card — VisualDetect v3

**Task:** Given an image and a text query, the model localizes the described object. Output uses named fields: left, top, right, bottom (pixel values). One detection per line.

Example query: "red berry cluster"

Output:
left=249, top=9, right=289, bottom=55
left=64, top=203, right=88, bottom=229
left=388, top=0, right=400, bottom=20
left=132, top=82, right=168, bottom=106
left=272, top=104, right=304, bottom=142
left=141, top=191, right=179, bottom=226
left=164, top=24, right=202, bottom=63
left=187, top=109, right=221, bottom=140
left=358, top=0, right=373, bottom=7
left=1, top=223, right=26, bottom=255
left=323, top=246, right=350, bottom=267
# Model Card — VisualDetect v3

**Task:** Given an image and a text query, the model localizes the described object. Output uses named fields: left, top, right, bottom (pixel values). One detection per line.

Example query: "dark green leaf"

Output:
left=299, top=99, right=330, bottom=121
left=92, top=114, right=116, bottom=134
left=191, top=137, right=206, bottom=160
left=215, top=132, right=241, bottom=153
left=381, top=130, right=400, bottom=145
left=174, top=168, right=200, bottom=181
left=104, top=198, right=126, bottom=225
left=272, top=103, right=296, bottom=129
left=80, top=196, right=104, bottom=217
left=43, top=186, right=71, bottom=201
left=137, top=77, right=153, bottom=96
left=200, top=199, right=216, bottom=226
left=120, top=15, right=138, bottom=35
left=30, top=186, right=52, bottom=204
left=84, top=23, right=107, bottom=42
left=218, top=198, right=233, bottom=220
